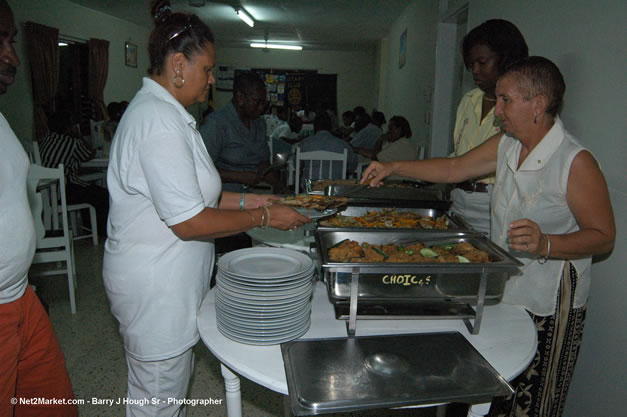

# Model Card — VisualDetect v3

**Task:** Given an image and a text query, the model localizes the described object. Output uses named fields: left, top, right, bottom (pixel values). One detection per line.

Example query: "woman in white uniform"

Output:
left=361, top=57, right=615, bottom=417
left=103, top=2, right=309, bottom=416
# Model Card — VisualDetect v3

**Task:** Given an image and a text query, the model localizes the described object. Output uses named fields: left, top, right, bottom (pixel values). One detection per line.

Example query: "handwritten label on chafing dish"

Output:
left=381, top=274, right=432, bottom=286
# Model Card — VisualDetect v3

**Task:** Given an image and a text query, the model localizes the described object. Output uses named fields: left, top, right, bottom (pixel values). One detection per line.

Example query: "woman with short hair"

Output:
left=362, top=56, right=615, bottom=417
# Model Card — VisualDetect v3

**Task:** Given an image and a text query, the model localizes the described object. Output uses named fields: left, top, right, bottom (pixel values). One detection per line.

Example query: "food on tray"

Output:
left=319, top=209, right=449, bottom=229
left=274, top=194, right=348, bottom=211
left=328, top=239, right=490, bottom=263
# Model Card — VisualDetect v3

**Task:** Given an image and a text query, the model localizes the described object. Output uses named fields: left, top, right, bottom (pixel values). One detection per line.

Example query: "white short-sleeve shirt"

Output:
left=0, top=114, right=36, bottom=304
left=103, top=78, right=221, bottom=361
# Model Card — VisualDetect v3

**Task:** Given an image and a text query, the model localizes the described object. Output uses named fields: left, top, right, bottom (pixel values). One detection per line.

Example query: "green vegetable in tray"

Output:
left=420, top=248, right=439, bottom=258
left=440, top=244, right=455, bottom=251
left=373, top=247, right=390, bottom=260
left=457, top=255, right=470, bottom=263
left=329, top=239, right=349, bottom=249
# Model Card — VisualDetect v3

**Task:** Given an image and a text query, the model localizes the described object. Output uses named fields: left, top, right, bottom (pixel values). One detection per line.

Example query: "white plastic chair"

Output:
left=65, top=203, right=98, bottom=246
left=294, top=148, right=348, bottom=194
left=27, top=163, right=77, bottom=314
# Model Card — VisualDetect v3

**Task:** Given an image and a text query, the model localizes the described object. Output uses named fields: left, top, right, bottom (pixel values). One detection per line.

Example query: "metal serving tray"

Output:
left=315, top=230, right=522, bottom=334
left=325, top=182, right=449, bottom=202
left=282, top=332, right=514, bottom=416
left=318, top=205, right=474, bottom=232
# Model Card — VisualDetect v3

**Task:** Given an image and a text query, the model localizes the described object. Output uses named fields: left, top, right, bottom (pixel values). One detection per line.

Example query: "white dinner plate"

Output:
left=218, top=248, right=313, bottom=279
left=216, top=290, right=313, bottom=312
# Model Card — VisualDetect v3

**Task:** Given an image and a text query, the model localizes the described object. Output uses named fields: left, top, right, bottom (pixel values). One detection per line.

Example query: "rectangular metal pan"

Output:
left=317, top=205, right=474, bottom=232
left=315, top=230, right=522, bottom=305
left=282, top=332, right=514, bottom=415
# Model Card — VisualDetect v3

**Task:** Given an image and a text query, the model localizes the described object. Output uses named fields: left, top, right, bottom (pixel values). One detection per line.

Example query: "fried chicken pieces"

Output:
left=328, top=240, right=490, bottom=263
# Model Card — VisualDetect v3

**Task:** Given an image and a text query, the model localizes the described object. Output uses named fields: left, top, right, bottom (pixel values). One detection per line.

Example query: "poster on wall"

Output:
left=399, top=29, right=407, bottom=69
left=257, top=72, right=287, bottom=107
left=216, top=65, right=235, bottom=91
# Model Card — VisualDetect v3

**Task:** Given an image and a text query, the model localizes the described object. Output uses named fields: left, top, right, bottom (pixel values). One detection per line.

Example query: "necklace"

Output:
left=483, top=96, right=497, bottom=102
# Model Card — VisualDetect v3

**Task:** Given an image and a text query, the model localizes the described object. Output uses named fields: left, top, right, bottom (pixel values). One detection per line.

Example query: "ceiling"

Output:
left=67, top=0, right=412, bottom=51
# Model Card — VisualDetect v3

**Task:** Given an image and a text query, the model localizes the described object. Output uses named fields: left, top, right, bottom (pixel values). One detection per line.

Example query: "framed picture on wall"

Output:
left=125, top=42, right=137, bottom=68
left=399, top=29, right=407, bottom=69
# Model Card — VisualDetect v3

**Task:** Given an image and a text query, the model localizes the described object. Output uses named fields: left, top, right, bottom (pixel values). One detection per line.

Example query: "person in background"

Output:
left=103, top=101, right=123, bottom=144
left=339, top=110, right=355, bottom=139
left=200, top=71, right=285, bottom=193
left=448, top=19, right=529, bottom=236
left=261, top=105, right=282, bottom=138
left=0, top=1, right=78, bottom=415
left=296, top=112, right=357, bottom=183
left=356, top=115, right=416, bottom=163
left=103, top=2, right=309, bottom=416
left=40, top=110, right=110, bottom=236
left=351, top=110, right=385, bottom=151
left=362, top=57, right=615, bottom=417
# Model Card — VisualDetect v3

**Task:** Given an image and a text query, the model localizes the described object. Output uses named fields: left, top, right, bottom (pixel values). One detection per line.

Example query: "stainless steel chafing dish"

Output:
left=315, top=230, right=522, bottom=335
left=318, top=205, right=474, bottom=232
left=305, top=179, right=451, bottom=202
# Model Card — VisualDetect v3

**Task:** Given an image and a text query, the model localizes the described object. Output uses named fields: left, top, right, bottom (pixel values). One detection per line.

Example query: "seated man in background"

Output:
left=39, top=110, right=109, bottom=236
left=351, top=110, right=386, bottom=152
left=296, top=112, right=357, bottom=183
left=200, top=71, right=285, bottom=193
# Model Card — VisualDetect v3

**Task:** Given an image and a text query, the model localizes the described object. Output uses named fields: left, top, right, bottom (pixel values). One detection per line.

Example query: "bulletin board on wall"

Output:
left=251, top=69, right=318, bottom=110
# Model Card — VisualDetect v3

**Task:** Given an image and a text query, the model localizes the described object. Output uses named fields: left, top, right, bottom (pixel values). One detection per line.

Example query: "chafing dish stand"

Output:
left=344, top=266, right=490, bottom=336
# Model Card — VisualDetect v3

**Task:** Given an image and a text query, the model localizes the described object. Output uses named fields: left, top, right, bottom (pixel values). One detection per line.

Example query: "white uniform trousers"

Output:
left=126, top=348, right=194, bottom=417
left=449, top=185, right=492, bottom=237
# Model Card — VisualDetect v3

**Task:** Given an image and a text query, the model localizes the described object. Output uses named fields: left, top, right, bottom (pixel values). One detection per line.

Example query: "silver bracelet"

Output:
left=538, top=234, right=551, bottom=264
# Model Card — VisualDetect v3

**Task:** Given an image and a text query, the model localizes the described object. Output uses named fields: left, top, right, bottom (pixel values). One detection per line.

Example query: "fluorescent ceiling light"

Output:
left=58, top=42, right=69, bottom=46
left=236, top=9, right=254, bottom=27
left=250, top=43, right=303, bottom=51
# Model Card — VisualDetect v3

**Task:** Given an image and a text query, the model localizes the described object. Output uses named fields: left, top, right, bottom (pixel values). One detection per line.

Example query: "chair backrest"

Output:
left=294, top=148, right=348, bottom=194
left=32, top=141, right=42, bottom=165
left=27, top=164, right=69, bottom=241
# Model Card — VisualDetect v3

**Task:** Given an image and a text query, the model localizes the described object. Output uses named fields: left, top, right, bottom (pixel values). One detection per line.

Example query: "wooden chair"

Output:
left=294, top=148, right=348, bottom=194
left=27, top=163, right=77, bottom=314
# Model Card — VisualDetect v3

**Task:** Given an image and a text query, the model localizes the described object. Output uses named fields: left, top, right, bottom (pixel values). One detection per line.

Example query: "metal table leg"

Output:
left=346, top=267, right=360, bottom=336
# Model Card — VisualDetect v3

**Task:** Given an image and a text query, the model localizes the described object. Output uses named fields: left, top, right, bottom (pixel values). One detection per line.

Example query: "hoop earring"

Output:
left=173, top=72, right=185, bottom=88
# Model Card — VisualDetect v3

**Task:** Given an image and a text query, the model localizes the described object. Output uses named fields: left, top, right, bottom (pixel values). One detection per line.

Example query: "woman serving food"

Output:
left=102, top=1, right=309, bottom=415
left=361, top=56, right=615, bottom=417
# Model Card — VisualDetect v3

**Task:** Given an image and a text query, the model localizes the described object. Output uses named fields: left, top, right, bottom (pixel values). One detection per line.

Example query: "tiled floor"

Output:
left=32, top=239, right=467, bottom=417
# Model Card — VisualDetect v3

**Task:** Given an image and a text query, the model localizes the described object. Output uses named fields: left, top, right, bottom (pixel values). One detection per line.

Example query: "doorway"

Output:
left=429, top=3, right=468, bottom=158
left=56, top=39, right=91, bottom=137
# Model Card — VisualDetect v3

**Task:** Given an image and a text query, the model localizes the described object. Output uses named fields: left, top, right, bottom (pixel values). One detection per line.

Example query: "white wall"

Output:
left=466, top=1, right=626, bottom=415
left=210, top=47, right=376, bottom=118
left=3, top=0, right=149, bottom=142
left=376, top=1, right=439, bottom=152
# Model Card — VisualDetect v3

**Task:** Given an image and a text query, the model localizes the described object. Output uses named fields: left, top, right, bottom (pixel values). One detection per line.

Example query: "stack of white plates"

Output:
left=215, top=247, right=316, bottom=346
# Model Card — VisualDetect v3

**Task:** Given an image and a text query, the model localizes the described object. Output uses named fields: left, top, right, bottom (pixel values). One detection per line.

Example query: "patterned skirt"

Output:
left=488, top=261, right=586, bottom=417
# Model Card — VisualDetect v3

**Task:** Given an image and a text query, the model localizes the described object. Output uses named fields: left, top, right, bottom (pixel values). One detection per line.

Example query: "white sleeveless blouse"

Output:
left=491, top=117, right=591, bottom=316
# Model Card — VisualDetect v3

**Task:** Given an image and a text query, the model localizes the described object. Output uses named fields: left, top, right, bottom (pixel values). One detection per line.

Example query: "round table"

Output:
left=197, top=282, right=536, bottom=417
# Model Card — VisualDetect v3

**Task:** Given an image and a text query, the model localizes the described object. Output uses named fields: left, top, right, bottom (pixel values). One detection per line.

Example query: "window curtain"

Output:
left=88, top=38, right=109, bottom=121
left=24, top=22, right=59, bottom=140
